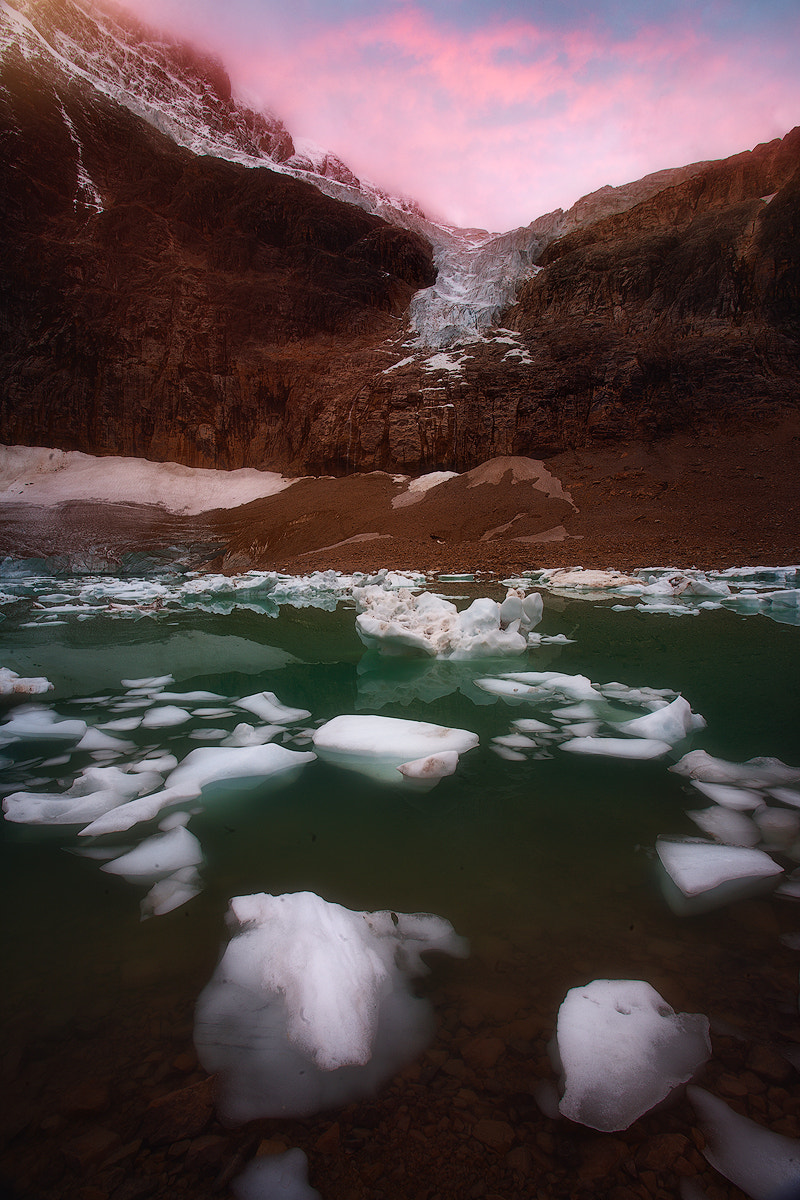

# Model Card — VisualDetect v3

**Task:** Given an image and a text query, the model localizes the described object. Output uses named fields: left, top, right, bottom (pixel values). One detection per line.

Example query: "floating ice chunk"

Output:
left=555, top=979, right=710, bottom=1132
left=656, top=836, right=783, bottom=914
left=140, top=866, right=202, bottom=919
left=154, top=691, right=225, bottom=703
left=688, top=1085, right=800, bottom=1200
left=0, top=705, right=87, bottom=746
left=232, top=1148, right=321, bottom=1200
left=552, top=702, right=598, bottom=721
left=397, top=751, right=460, bottom=782
left=3, top=766, right=162, bottom=826
left=235, top=692, right=311, bottom=724
left=129, top=753, right=179, bottom=775
left=561, top=737, right=671, bottom=760
left=98, top=717, right=142, bottom=732
left=122, top=674, right=174, bottom=689
left=690, top=781, right=765, bottom=811
left=80, top=744, right=315, bottom=836
left=141, top=705, right=192, bottom=728
left=512, top=718, right=556, bottom=734
left=312, top=715, right=477, bottom=786
left=672, top=751, right=800, bottom=788
left=0, top=667, right=53, bottom=696
left=562, top=721, right=601, bottom=737
left=540, top=568, right=641, bottom=592
left=502, top=671, right=599, bottom=701
left=686, top=807, right=760, bottom=847
left=194, top=891, right=469, bottom=1121
left=354, top=586, right=539, bottom=659
left=222, top=723, right=282, bottom=747
left=753, top=807, right=800, bottom=850
left=492, top=734, right=538, bottom=750
left=491, top=745, right=527, bottom=762
left=475, top=678, right=544, bottom=703
left=618, top=696, right=705, bottom=744
left=77, top=727, right=135, bottom=752
left=102, top=825, right=203, bottom=882
left=770, top=787, right=800, bottom=809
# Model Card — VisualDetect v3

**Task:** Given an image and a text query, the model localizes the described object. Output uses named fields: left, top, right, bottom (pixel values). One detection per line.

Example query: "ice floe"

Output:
left=689, top=1085, right=800, bottom=1200
left=102, top=824, right=203, bottom=882
left=353, top=585, right=542, bottom=659
left=194, top=891, right=468, bottom=1121
left=561, top=736, right=672, bottom=760
left=511, top=565, right=800, bottom=624
left=686, top=807, right=761, bottom=847
left=312, top=715, right=478, bottom=787
left=617, top=696, right=706, bottom=744
left=0, top=667, right=53, bottom=696
left=672, top=751, right=800, bottom=788
left=80, top=743, right=316, bottom=835
left=3, top=765, right=163, bottom=826
left=656, top=836, right=783, bottom=914
left=232, top=1149, right=321, bottom=1200
left=0, top=704, right=87, bottom=746
left=234, top=692, right=311, bottom=724
left=555, top=979, right=710, bottom=1131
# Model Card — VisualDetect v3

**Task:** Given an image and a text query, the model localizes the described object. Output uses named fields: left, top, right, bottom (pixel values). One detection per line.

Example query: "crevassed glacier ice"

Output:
left=194, top=891, right=468, bottom=1122
left=556, top=979, right=710, bottom=1132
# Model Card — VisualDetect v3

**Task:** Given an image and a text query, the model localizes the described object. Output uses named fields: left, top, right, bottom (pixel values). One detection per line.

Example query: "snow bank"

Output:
left=556, top=979, right=710, bottom=1131
left=0, top=445, right=293, bottom=515
left=194, top=891, right=468, bottom=1121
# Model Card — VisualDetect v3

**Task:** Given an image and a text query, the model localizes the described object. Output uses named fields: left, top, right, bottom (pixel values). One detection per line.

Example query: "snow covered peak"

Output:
left=1, top=0, right=295, bottom=162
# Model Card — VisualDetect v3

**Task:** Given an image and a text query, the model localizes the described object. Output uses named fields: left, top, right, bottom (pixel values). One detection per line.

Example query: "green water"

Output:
left=1, top=584, right=800, bottom=1141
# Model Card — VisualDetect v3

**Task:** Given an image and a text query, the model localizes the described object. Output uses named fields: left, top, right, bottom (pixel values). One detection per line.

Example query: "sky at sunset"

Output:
left=123, top=0, right=800, bottom=232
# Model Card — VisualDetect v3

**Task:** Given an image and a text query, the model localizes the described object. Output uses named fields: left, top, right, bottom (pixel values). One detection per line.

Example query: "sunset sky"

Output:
left=124, top=0, right=800, bottom=232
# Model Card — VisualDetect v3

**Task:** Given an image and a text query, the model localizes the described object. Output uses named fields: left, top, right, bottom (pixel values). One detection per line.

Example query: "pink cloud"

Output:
left=123, top=0, right=800, bottom=230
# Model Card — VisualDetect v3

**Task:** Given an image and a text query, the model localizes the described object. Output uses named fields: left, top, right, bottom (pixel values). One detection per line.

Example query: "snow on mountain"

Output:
left=0, top=0, right=714, bottom=349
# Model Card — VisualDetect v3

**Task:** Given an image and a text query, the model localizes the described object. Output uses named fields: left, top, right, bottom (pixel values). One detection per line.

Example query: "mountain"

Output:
left=1, top=0, right=799, bottom=475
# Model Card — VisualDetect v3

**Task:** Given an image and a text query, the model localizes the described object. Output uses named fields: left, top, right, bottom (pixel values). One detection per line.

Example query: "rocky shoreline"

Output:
left=1, top=425, right=799, bottom=578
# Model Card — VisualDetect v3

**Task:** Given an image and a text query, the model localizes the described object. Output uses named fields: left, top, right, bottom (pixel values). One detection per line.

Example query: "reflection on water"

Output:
left=1, top=576, right=800, bottom=1198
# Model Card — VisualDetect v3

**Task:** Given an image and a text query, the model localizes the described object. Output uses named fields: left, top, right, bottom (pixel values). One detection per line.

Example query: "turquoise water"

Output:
left=1, top=576, right=800, bottom=1171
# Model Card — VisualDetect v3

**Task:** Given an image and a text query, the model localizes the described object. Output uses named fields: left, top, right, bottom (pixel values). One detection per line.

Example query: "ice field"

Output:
left=2, top=560, right=800, bottom=1193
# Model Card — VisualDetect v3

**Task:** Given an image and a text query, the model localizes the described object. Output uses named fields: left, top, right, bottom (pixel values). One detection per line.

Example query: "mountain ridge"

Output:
left=0, top=0, right=798, bottom=477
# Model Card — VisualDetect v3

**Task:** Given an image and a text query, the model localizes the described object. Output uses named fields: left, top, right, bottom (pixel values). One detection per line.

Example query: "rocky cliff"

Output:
left=1, top=0, right=798, bottom=474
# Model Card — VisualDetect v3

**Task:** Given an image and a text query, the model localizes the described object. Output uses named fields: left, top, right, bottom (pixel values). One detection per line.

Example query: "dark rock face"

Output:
left=0, top=48, right=436, bottom=467
left=508, top=131, right=800, bottom=449
left=0, top=0, right=798, bottom=473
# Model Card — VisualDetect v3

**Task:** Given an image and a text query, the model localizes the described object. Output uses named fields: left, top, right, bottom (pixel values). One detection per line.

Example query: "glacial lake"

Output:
left=1, top=566, right=799, bottom=1196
